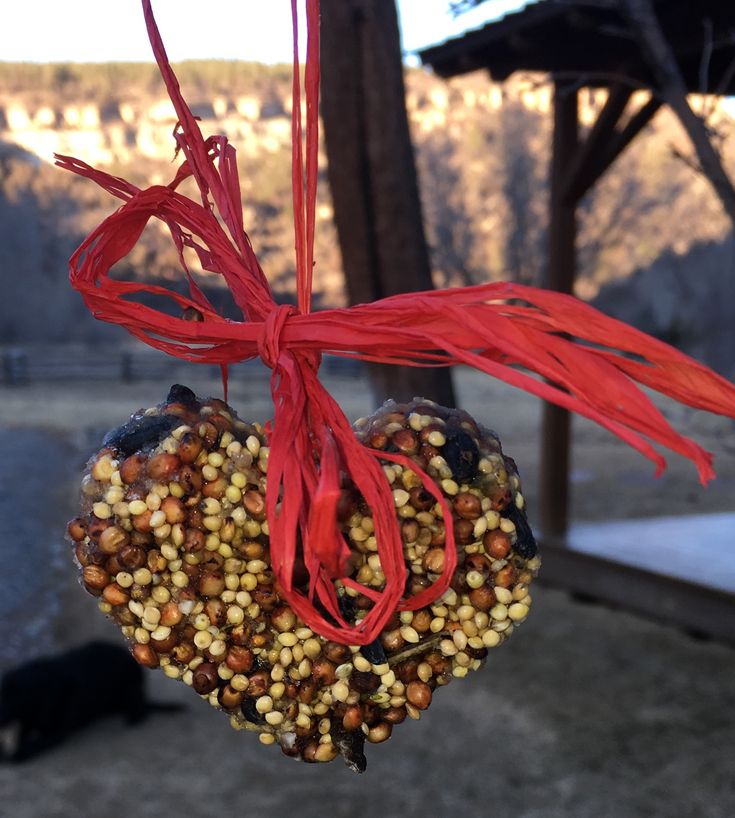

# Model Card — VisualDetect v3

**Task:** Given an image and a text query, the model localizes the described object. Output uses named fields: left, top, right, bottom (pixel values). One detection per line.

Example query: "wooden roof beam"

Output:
left=567, top=94, right=662, bottom=203
left=561, top=82, right=633, bottom=205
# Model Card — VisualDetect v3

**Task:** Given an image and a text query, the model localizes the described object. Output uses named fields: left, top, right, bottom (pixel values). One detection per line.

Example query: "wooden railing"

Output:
left=1, top=346, right=363, bottom=385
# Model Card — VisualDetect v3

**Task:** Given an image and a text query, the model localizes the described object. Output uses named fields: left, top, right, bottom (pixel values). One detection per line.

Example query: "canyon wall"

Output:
left=1, top=62, right=734, bottom=365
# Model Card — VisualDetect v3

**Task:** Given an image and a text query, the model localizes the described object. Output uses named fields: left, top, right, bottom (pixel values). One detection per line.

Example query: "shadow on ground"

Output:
left=2, top=587, right=734, bottom=818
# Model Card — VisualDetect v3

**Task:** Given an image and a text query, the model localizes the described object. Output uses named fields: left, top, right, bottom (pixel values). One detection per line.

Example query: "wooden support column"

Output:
left=539, top=83, right=661, bottom=542
left=538, top=80, right=578, bottom=542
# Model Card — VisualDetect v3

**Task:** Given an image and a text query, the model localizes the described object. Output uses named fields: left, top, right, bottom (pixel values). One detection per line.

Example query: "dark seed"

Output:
left=240, top=696, right=266, bottom=724
left=166, top=384, right=198, bottom=407
left=409, top=486, right=434, bottom=511
left=394, top=658, right=420, bottom=683
left=350, top=671, right=380, bottom=694
left=442, top=428, right=479, bottom=482
left=383, top=706, right=407, bottom=724
left=301, top=741, right=320, bottom=763
left=333, top=722, right=367, bottom=773
left=337, top=592, right=385, bottom=667
left=361, top=638, right=388, bottom=666
left=246, top=671, right=270, bottom=698
left=280, top=740, right=301, bottom=759
left=119, top=544, right=146, bottom=570
left=337, top=592, right=356, bottom=621
left=507, top=504, right=538, bottom=558
left=361, top=701, right=381, bottom=726
left=192, top=662, right=219, bottom=695
left=323, top=642, right=351, bottom=663
left=392, top=429, right=418, bottom=454
left=454, top=519, right=475, bottom=545
left=312, top=657, right=337, bottom=686
left=103, top=413, right=178, bottom=457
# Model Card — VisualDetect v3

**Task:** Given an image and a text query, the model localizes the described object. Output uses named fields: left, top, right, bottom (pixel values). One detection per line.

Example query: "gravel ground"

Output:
left=1, top=370, right=734, bottom=817
left=2, top=586, right=734, bottom=818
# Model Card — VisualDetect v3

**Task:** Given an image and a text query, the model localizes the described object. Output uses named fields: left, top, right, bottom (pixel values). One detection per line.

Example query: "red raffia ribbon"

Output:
left=57, top=0, right=735, bottom=644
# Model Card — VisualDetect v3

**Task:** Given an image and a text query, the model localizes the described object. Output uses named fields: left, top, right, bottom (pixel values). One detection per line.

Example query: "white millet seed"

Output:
left=399, top=626, right=420, bottom=644
left=128, top=500, right=148, bottom=516
left=194, top=631, right=213, bottom=650
left=482, top=629, right=501, bottom=648
left=92, top=502, right=111, bottom=520
left=255, top=695, right=273, bottom=714
left=427, top=430, right=446, bottom=447
left=245, top=436, right=261, bottom=456
left=499, top=518, right=516, bottom=534
left=490, top=603, right=509, bottom=621
left=508, top=602, right=530, bottom=621
left=392, top=489, right=410, bottom=508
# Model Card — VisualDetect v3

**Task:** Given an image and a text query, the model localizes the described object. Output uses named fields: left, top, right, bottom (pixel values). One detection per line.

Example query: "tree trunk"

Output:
left=620, top=0, right=735, bottom=226
left=320, top=0, right=456, bottom=407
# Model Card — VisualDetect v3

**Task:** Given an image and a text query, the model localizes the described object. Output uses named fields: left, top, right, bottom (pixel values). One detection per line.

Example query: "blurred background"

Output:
left=1, top=1, right=734, bottom=816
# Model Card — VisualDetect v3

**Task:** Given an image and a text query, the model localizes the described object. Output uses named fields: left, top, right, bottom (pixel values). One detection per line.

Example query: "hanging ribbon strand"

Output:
left=57, top=0, right=735, bottom=643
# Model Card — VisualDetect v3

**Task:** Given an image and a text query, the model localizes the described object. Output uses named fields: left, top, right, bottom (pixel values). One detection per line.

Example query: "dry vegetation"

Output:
left=0, top=61, right=293, bottom=102
left=1, top=61, right=734, bottom=366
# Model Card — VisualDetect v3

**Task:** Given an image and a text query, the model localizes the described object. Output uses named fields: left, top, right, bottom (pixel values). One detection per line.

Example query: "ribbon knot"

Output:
left=258, top=304, right=297, bottom=369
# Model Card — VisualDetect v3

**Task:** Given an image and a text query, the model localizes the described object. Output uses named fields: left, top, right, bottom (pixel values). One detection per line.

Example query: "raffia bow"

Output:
left=56, top=0, right=735, bottom=643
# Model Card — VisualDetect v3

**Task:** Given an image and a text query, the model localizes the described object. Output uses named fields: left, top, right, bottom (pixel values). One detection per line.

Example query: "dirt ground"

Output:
left=1, top=367, right=734, bottom=817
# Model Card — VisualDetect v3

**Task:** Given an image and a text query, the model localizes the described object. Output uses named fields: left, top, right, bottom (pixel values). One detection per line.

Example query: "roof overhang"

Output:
left=420, top=0, right=735, bottom=94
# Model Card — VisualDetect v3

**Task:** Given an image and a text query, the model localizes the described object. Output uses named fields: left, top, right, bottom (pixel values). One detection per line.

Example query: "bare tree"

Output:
left=417, top=132, right=477, bottom=288
left=499, top=101, right=548, bottom=286
left=619, top=0, right=735, bottom=227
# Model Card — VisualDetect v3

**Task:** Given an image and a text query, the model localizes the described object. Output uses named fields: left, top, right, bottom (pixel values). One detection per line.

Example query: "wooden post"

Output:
left=538, top=80, right=578, bottom=542
left=120, top=351, right=134, bottom=383
left=3, top=348, right=28, bottom=385
left=320, top=0, right=456, bottom=407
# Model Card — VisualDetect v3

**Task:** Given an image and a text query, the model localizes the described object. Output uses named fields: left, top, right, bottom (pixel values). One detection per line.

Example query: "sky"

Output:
left=0, top=0, right=528, bottom=64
